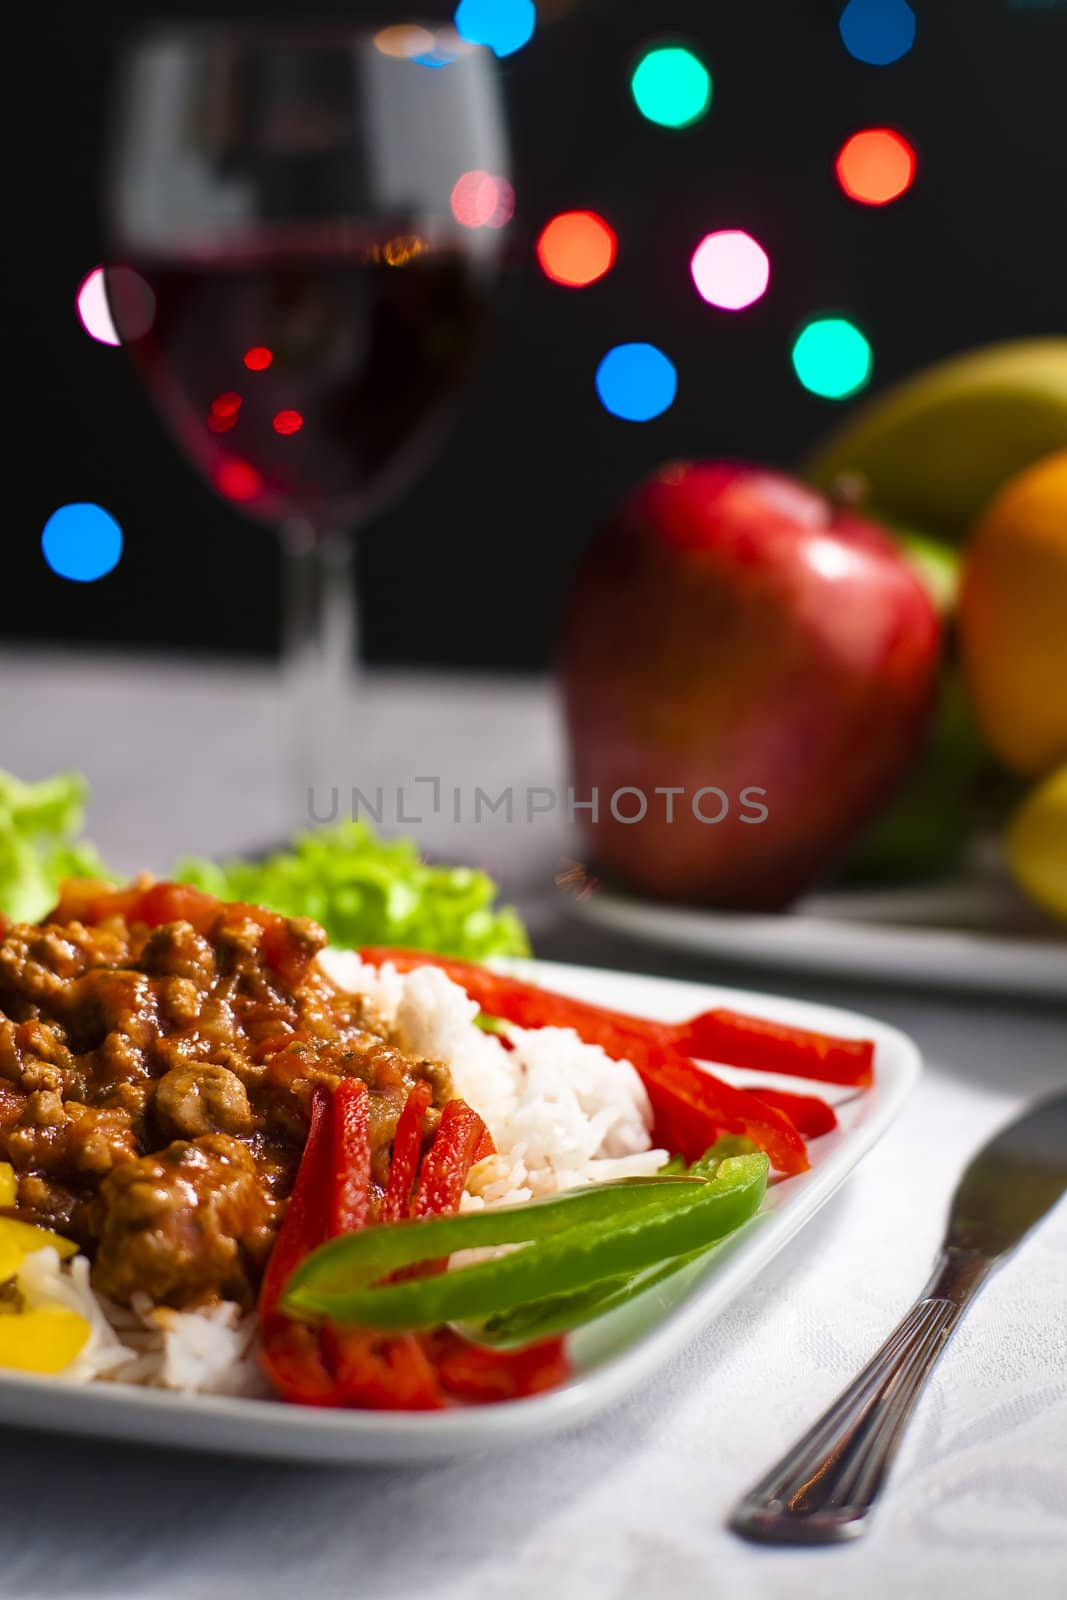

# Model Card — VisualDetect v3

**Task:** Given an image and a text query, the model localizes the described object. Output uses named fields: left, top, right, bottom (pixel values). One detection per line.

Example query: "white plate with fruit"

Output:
left=560, top=341, right=1067, bottom=997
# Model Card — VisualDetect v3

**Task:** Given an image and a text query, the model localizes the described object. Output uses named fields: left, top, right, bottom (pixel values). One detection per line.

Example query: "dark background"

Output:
left=9, top=0, right=1067, bottom=669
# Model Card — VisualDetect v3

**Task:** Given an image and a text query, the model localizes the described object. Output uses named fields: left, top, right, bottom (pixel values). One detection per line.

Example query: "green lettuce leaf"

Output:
left=0, top=771, right=113, bottom=922
left=0, top=776, right=529, bottom=961
left=175, top=821, right=529, bottom=959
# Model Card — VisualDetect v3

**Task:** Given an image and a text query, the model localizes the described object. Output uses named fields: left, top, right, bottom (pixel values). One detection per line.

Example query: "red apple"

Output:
left=558, top=462, right=942, bottom=909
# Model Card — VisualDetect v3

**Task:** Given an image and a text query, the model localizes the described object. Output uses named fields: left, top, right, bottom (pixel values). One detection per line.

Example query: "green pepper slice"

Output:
left=282, top=1154, right=768, bottom=1331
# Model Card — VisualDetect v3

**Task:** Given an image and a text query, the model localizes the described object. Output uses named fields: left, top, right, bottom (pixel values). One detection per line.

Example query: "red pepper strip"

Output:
left=260, top=1083, right=447, bottom=1408
left=381, top=1081, right=433, bottom=1224
left=673, top=1010, right=874, bottom=1088
left=412, top=1099, right=493, bottom=1219
left=746, top=1086, right=838, bottom=1139
left=260, top=1087, right=331, bottom=1321
left=632, top=1047, right=806, bottom=1171
left=325, top=1078, right=445, bottom=1407
left=320, top=1097, right=493, bottom=1405
left=330, top=1079, right=371, bottom=1237
left=420, top=1327, right=570, bottom=1403
left=259, top=1319, right=341, bottom=1407
left=358, top=951, right=808, bottom=1175
left=259, top=1087, right=338, bottom=1403
left=359, top=949, right=872, bottom=1089
left=322, top=1326, right=445, bottom=1411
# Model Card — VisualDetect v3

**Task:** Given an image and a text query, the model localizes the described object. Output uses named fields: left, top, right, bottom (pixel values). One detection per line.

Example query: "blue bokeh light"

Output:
left=596, top=344, right=678, bottom=423
left=839, top=0, right=916, bottom=66
left=412, top=41, right=460, bottom=69
left=41, top=503, right=123, bottom=583
left=454, top=0, right=536, bottom=60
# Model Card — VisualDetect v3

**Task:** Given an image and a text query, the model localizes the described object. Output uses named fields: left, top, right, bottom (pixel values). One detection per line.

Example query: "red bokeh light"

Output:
left=536, top=211, right=617, bottom=288
left=208, top=391, right=243, bottom=433
left=450, top=171, right=515, bottom=230
left=835, top=128, right=917, bottom=206
left=243, top=346, right=274, bottom=371
left=214, top=457, right=263, bottom=502
left=273, top=410, right=304, bottom=435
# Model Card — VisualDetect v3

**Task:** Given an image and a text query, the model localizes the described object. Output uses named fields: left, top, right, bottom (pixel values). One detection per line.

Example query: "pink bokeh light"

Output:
left=690, top=230, right=770, bottom=311
left=450, top=170, right=515, bottom=230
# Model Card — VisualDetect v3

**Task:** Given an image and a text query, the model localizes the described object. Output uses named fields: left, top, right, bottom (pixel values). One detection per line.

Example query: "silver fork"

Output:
left=730, top=1092, right=1067, bottom=1545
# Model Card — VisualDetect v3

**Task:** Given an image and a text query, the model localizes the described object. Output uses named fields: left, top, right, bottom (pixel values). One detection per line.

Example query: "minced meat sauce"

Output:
left=0, top=879, right=451, bottom=1311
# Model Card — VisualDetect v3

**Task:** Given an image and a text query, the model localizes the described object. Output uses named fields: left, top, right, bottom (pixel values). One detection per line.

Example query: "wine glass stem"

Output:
left=280, top=521, right=359, bottom=832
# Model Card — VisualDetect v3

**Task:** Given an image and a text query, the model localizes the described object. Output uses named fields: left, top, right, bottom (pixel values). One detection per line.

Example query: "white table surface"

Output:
left=1, top=649, right=1064, bottom=1600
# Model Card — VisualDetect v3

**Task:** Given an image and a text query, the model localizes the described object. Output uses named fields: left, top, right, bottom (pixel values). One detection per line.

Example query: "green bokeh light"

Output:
left=792, top=318, right=873, bottom=399
left=631, top=47, right=711, bottom=129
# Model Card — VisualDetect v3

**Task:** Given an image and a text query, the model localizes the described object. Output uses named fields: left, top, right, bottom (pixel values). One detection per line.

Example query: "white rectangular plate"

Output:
left=0, top=958, right=919, bottom=1463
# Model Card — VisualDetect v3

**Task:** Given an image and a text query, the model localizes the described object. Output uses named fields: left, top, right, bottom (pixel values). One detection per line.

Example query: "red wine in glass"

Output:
left=108, top=231, right=492, bottom=528
left=108, top=27, right=511, bottom=820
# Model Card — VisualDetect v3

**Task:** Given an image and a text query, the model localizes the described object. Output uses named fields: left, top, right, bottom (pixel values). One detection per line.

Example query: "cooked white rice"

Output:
left=16, top=952, right=666, bottom=1393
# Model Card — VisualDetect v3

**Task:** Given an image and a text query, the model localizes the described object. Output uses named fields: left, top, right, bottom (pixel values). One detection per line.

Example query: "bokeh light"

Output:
left=76, top=266, right=155, bottom=345
left=411, top=41, right=461, bottom=69
left=75, top=267, right=119, bottom=345
left=41, top=503, right=123, bottom=583
left=373, top=24, right=437, bottom=59
left=208, top=392, right=243, bottom=434
left=273, top=410, right=304, bottom=436
left=838, top=0, right=916, bottom=66
left=243, top=346, right=273, bottom=371
left=536, top=212, right=617, bottom=287
left=214, top=458, right=263, bottom=502
left=631, top=47, right=711, bottom=129
left=836, top=128, right=916, bottom=204
left=450, top=170, right=515, bottom=229
left=792, top=318, right=873, bottom=399
left=690, top=231, right=770, bottom=310
left=454, top=0, right=535, bottom=59
left=596, top=344, right=678, bottom=422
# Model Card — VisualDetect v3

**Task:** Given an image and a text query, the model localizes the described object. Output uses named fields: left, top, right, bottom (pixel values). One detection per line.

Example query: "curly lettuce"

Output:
left=175, top=822, right=529, bottom=960
left=0, top=771, right=113, bottom=923
left=0, top=771, right=529, bottom=959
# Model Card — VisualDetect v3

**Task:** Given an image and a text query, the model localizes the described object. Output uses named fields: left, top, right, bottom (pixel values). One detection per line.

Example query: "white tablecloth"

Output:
left=0, top=651, right=1064, bottom=1600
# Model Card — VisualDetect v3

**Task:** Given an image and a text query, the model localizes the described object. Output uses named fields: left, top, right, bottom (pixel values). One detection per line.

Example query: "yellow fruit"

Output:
left=959, top=451, right=1067, bottom=775
left=1006, top=765, right=1067, bottom=921
left=806, top=339, right=1067, bottom=541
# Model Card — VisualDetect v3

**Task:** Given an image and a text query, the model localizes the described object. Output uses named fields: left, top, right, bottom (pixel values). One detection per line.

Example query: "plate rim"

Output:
left=572, top=887, right=1067, bottom=999
left=0, top=957, right=921, bottom=1462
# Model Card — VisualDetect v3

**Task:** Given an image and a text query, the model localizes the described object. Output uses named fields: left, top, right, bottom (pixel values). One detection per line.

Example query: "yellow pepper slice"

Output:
left=0, top=1164, right=16, bottom=1207
left=0, top=1304, right=90, bottom=1372
left=0, top=1217, right=79, bottom=1267
left=0, top=1239, right=23, bottom=1282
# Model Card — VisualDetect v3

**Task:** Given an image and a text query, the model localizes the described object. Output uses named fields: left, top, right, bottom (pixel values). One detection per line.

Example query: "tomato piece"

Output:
left=0, top=1084, right=27, bottom=1132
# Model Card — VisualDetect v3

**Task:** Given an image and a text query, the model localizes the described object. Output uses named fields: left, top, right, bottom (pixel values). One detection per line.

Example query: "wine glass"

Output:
left=105, top=23, right=511, bottom=820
